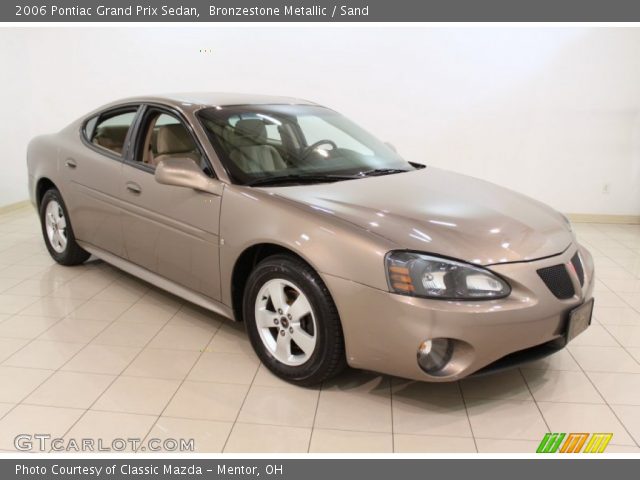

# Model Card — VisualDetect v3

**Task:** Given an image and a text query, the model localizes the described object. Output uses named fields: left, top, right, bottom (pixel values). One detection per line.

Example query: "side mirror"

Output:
left=384, top=141, right=397, bottom=153
left=154, top=158, right=222, bottom=195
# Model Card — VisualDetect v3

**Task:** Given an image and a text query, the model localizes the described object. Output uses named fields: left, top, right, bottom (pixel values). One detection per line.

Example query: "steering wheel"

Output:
left=300, top=139, right=338, bottom=161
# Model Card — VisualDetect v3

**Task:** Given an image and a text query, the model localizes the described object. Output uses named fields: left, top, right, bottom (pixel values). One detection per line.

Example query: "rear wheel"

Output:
left=39, top=189, right=90, bottom=266
left=243, top=254, right=346, bottom=386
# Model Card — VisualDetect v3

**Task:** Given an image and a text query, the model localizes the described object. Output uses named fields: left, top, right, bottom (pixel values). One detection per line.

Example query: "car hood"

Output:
left=268, top=167, right=573, bottom=266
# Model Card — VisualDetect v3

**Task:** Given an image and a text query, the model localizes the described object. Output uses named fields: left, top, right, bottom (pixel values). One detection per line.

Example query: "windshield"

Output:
left=197, top=104, right=419, bottom=185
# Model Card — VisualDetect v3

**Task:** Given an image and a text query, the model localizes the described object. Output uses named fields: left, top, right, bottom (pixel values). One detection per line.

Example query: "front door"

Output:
left=119, top=106, right=223, bottom=300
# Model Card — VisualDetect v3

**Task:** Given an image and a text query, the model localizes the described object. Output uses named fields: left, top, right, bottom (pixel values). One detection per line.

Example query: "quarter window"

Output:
left=84, top=116, right=98, bottom=140
left=90, top=110, right=137, bottom=155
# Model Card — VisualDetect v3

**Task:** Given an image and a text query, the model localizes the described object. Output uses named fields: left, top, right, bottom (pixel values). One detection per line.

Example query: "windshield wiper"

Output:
left=247, top=173, right=358, bottom=187
left=357, top=168, right=411, bottom=177
left=247, top=168, right=412, bottom=187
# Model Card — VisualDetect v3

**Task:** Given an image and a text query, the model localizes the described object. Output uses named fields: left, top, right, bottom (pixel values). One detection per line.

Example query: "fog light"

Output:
left=417, top=338, right=453, bottom=373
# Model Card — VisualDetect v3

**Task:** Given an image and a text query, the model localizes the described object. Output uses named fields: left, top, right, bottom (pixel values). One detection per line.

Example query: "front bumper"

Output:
left=323, top=243, right=594, bottom=382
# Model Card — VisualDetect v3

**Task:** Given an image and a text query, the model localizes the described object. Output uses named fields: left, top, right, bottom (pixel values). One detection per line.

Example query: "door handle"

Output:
left=65, top=159, right=77, bottom=169
left=125, top=182, right=142, bottom=195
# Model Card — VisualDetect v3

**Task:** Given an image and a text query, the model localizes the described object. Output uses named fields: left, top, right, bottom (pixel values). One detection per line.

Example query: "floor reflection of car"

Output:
left=27, top=93, right=594, bottom=386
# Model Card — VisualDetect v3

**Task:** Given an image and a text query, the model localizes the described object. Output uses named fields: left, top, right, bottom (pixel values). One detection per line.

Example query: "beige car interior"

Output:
left=142, top=115, right=201, bottom=167
left=92, top=126, right=129, bottom=154
left=227, top=119, right=287, bottom=173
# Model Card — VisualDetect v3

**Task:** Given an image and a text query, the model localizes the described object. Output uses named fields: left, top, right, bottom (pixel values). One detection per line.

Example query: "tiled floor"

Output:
left=1, top=206, right=640, bottom=453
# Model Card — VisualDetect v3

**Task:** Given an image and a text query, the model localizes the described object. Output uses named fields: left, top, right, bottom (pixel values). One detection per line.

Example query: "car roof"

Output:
left=116, top=92, right=318, bottom=109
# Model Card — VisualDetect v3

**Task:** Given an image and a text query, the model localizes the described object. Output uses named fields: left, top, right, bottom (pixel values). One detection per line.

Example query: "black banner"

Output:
left=5, top=0, right=640, bottom=22
left=4, top=459, right=640, bottom=480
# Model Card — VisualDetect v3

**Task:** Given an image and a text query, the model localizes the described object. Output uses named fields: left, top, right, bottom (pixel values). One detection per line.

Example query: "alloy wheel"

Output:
left=44, top=199, right=68, bottom=253
left=254, top=278, right=317, bottom=366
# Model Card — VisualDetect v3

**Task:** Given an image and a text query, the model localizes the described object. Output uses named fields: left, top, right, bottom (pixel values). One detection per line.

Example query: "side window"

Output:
left=137, top=110, right=208, bottom=174
left=90, top=110, right=137, bottom=155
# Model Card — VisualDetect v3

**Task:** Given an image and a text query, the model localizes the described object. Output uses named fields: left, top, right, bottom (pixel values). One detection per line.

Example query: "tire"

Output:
left=39, top=188, right=90, bottom=266
left=243, top=254, right=346, bottom=386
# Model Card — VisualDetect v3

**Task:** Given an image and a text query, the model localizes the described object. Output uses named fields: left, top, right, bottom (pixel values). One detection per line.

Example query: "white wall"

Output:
left=1, top=27, right=639, bottom=215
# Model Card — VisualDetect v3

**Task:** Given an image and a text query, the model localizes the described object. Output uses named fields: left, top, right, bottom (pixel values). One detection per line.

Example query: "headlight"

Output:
left=385, top=251, right=511, bottom=300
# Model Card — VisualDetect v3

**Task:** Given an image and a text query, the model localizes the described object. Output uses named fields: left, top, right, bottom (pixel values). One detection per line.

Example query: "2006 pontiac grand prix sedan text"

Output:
left=27, top=93, right=594, bottom=385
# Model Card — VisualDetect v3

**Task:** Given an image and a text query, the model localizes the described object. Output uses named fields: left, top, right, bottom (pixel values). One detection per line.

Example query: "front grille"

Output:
left=571, top=252, right=585, bottom=286
left=537, top=264, right=575, bottom=299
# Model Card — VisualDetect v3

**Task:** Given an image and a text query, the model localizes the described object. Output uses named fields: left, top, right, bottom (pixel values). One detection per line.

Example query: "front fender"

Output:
left=219, top=185, right=398, bottom=307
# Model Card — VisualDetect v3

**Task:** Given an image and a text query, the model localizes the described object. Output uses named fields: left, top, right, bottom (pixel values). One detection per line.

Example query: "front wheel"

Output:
left=243, top=254, right=346, bottom=386
left=39, top=189, right=90, bottom=266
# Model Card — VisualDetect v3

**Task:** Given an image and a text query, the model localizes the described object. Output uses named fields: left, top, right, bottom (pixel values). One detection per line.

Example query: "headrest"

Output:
left=232, top=119, right=267, bottom=147
left=156, top=124, right=194, bottom=154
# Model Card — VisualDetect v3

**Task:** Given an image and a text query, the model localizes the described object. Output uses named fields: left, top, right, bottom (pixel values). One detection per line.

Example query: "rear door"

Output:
left=119, top=105, right=223, bottom=300
left=66, top=106, right=140, bottom=256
